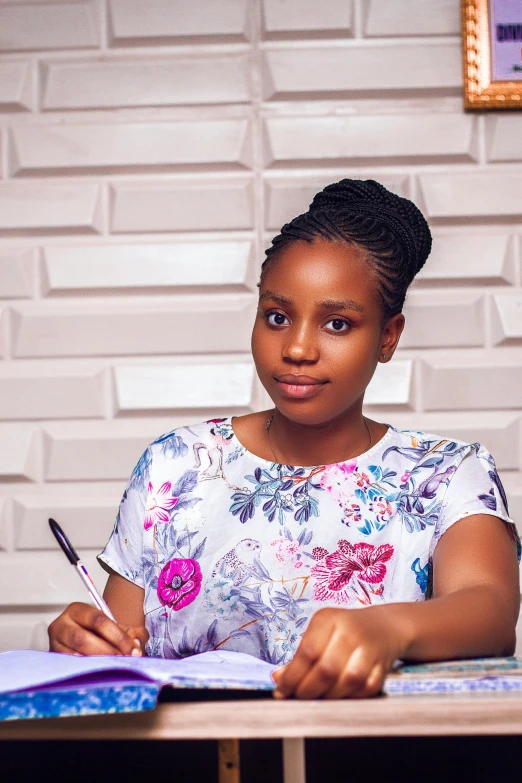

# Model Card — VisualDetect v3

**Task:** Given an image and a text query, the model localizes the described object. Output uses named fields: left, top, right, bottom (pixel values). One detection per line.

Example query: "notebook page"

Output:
left=0, top=649, right=276, bottom=694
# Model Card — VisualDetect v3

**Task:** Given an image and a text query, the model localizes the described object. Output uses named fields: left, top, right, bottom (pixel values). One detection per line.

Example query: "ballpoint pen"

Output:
left=48, top=517, right=117, bottom=622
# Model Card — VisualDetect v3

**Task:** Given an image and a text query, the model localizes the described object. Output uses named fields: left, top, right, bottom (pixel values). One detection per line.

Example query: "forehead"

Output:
left=260, top=239, right=381, bottom=309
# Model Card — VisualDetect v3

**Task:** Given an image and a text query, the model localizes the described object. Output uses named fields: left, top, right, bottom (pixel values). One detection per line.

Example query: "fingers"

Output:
left=275, top=643, right=385, bottom=700
left=48, top=643, right=82, bottom=657
left=363, top=662, right=386, bottom=697
left=131, top=625, right=149, bottom=646
left=49, top=623, right=123, bottom=656
left=273, top=609, right=335, bottom=698
left=291, top=634, right=369, bottom=700
left=288, top=634, right=346, bottom=699
left=324, top=652, right=385, bottom=700
left=125, top=625, right=150, bottom=656
left=323, top=645, right=373, bottom=699
left=272, top=619, right=388, bottom=700
left=48, top=602, right=139, bottom=657
left=272, top=606, right=394, bottom=700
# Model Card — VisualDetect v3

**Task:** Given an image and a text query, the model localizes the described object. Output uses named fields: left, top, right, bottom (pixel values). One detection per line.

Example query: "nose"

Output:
left=282, top=321, right=319, bottom=365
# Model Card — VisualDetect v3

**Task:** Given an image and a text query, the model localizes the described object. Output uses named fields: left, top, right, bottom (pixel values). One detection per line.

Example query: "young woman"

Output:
left=48, top=179, right=520, bottom=699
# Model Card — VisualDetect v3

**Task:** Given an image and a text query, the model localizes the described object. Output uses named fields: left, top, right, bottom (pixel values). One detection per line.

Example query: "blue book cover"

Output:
left=0, top=650, right=276, bottom=722
left=0, top=673, right=160, bottom=722
left=385, top=656, right=522, bottom=695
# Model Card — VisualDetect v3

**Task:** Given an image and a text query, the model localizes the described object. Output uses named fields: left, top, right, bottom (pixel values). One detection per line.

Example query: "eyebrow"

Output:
left=319, top=298, right=366, bottom=314
left=259, top=290, right=366, bottom=314
left=259, top=290, right=292, bottom=306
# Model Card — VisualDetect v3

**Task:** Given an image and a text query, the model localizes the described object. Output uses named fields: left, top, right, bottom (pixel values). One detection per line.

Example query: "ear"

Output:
left=379, top=313, right=405, bottom=363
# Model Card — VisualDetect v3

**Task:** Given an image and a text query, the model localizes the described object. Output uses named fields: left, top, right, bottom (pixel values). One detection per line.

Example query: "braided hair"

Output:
left=261, top=179, right=432, bottom=320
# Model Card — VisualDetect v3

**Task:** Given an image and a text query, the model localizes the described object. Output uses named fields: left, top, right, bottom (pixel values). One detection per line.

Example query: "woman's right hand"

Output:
left=48, top=602, right=148, bottom=656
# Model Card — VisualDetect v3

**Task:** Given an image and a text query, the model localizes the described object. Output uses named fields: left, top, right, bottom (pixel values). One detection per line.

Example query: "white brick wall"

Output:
left=1, top=0, right=522, bottom=652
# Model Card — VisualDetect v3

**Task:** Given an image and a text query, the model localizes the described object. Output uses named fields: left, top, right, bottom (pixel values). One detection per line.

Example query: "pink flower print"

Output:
left=343, top=503, right=362, bottom=524
left=270, top=539, right=299, bottom=561
left=157, top=558, right=202, bottom=611
left=351, top=543, right=394, bottom=583
left=323, top=546, right=358, bottom=591
left=144, top=481, right=178, bottom=530
left=312, top=546, right=328, bottom=561
left=270, top=541, right=283, bottom=562
left=354, top=472, right=370, bottom=490
left=320, top=461, right=356, bottom=503
left=311, top=541, right=394, bottom=604
left=401, top=471, right=411, bottom=483
left=311, top=540, right=357, bottom=603
left=374, top=498, right=393, bottom=524
left=311, top=560, right=353, bottom=604
left=270, top=538, right=301, bottom=568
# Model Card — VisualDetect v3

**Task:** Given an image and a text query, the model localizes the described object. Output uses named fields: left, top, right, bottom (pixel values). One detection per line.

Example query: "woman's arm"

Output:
left=103, top=572, right=147, bottom=628
left=386, top=514, right=519, bottom=661
left=272, top=514, right=520, bottom=699
left=48, top=572, right=148, bottom=656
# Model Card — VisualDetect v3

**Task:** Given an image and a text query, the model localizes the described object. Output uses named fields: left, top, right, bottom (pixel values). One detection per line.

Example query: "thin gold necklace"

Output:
left=265, top=413, right=372, bottom=465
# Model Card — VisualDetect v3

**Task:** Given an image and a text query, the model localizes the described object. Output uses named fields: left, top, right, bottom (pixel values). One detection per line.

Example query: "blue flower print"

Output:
left=152, top=430, right=189, bottom=460
left=230, top=465, right=323, bottom=525
left=411, top=558, right=429, bottom=594
left=128, top=447, right=152, bottom=491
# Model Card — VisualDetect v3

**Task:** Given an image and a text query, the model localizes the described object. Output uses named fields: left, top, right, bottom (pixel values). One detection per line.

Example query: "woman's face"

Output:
left=252, top=239, right=404, bottom=427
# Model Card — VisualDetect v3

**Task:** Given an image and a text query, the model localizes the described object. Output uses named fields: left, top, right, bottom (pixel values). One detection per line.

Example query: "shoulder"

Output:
left=381, top=426, right=495, bottom=472
left=384, top=426, right=486, bottom=457
left=148, top=418, right=234, bottom=458
left=128, top=418, right=234, bottom=487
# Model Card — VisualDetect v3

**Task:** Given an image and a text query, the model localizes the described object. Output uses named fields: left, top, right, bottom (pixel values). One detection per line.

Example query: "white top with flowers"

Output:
left=98, top=418, right=519, bottom=664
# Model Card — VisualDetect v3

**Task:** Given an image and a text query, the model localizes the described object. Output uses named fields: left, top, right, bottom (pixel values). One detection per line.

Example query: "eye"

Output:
left=266, top=312, right=289, bottom=327
left=325, top=318, right=350, bottom=333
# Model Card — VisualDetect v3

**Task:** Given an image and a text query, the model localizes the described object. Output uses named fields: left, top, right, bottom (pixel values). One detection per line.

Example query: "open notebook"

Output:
left=2, top=650, right=522, bottom=722
left=0, top=649, right=276, bottom=722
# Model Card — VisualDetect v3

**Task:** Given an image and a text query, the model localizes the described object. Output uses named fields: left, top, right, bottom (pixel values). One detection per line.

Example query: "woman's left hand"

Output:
left=271, top=605, right=407, bottom=699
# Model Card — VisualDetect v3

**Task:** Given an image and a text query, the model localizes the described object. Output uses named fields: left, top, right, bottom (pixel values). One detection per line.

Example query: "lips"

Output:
left=274, top=374, right=327, bottom=400
left=276, top=374, right=324, bottom=385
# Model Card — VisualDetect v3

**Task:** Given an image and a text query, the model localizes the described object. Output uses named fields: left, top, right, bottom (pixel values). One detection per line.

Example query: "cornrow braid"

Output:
left=261, top=179, right=432, bottom=319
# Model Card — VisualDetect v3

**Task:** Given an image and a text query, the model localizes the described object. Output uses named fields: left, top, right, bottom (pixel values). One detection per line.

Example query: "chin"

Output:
left=273, top=400, right=338, bottom=427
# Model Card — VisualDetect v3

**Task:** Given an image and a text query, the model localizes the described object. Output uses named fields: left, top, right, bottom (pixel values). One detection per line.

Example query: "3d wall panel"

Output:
left=1, top=0, right=521, bottom=651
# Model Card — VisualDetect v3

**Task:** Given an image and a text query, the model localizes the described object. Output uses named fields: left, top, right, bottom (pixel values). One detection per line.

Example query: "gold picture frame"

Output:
left=462, top=0, right=522, bottom=109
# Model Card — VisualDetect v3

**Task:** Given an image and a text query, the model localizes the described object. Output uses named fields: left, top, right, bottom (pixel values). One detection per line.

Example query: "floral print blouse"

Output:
left=98, top=418, right=519, bottom=664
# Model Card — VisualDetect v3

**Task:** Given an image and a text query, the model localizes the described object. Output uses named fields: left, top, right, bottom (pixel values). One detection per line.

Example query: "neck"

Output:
left=268, top=406, right=376, bottom=466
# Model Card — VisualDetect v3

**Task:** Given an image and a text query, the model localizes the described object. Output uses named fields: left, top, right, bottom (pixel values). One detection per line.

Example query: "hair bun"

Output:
left=309, top=179, right=431, bottom=278
left=262, top=177, right=432, bottom=319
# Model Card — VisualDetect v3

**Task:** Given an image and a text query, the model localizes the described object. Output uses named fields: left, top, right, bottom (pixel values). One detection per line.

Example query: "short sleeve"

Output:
left=97, top=447, right=152, bottom=588
left=431, top=443, right=520, bottom=560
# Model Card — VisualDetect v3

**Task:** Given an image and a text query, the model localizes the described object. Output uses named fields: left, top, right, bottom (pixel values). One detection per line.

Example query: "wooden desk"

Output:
left=2, top=694, right=522, bottom=783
